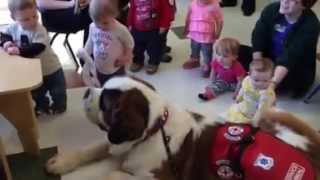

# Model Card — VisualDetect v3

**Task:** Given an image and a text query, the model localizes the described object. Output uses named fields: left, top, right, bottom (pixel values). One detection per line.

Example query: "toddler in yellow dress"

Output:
left=226, top=58, right=276, bottom=126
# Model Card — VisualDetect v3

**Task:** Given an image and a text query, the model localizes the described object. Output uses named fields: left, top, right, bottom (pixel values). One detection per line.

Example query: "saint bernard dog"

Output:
left=46, top=76, right=320, bottom=180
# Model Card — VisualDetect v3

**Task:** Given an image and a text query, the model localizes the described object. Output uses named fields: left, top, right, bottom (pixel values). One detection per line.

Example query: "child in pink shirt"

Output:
left=183, top=0, right=223, bottom=77
left=198, top=38, right=246, bottom=100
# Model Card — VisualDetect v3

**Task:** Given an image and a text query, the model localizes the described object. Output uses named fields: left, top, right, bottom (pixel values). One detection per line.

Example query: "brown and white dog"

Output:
left=46, top=76, right=320, bottom=180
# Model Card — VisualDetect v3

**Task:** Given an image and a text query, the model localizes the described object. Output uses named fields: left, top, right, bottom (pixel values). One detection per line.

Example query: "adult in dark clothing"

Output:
left=251, top=0, right=320, bottom=98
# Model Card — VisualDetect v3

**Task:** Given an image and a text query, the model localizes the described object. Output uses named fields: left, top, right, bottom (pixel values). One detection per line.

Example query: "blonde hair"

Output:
left=249, top=58, right=274, bottom=74
left=215, top=37, right=240, bottom=57
left=8, top=0, right=36, bottom=14
left=89, top=0, right=119, bottom=22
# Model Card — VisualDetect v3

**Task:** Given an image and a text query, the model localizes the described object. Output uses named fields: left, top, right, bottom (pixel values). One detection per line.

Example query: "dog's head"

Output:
left=83, top=77, right=167, bottom=146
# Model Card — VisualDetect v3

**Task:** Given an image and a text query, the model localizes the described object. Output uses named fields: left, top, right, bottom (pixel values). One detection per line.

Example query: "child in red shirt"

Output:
left=128, top=0, right=172, bottom=74
left=199, top=37, right=245, bottom=101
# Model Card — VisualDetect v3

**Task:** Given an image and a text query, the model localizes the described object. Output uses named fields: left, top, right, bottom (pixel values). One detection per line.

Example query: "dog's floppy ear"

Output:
left=99, top=89, right=122, bottom=111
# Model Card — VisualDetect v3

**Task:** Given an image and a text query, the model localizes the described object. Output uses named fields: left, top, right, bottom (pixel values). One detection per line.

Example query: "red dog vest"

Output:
left=210, top=124, right=316, bottom=180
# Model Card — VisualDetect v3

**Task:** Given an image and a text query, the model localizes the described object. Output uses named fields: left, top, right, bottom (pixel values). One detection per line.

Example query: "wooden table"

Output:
left=0, top=50, right=42, bottom=156
left=0, top=137, right=12, bottom=180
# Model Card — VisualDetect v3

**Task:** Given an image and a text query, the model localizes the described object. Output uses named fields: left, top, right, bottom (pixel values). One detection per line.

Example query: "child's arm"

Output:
left=0, top=32, right=13, bottom=47
left=235, top=86, right=244, bottom=103
left=252, top=91, right=276, bottom=127
left=0, top=28, right=17, bottom=53
left=77, top=24, right=94, bottom=64
left=127, top=0, right=135, bottom=30
left=215, top=20, right=223, bottom=39
left=159, top=0, right=173, bottom=34
left=235, top=77, right=247, bottom=103
left=210, top=69, right=217, bottom=82
left=16, top=29, right=48, bottom=58
left=115, top=25, right=134, bottom=67
left=213, top=3, right=223, bottom=39
left=233, top=76, right=244, bottom=100
left=18, top=43, right=46, bottom=57
left=184, top=6, right=191, bottom=36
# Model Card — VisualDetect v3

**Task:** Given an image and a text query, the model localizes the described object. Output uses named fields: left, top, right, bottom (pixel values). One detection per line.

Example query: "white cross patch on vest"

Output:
left=254, top=153, right=274, bottom=170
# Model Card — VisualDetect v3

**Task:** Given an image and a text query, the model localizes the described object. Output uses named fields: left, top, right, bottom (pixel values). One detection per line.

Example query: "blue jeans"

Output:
left=32, top=68, right=66, bottom=111
left=190, top=40, right=213, bottom=65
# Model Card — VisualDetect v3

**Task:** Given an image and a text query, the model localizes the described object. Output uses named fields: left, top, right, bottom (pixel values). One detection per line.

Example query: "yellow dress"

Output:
left=226, top=76, right=276, bottom=123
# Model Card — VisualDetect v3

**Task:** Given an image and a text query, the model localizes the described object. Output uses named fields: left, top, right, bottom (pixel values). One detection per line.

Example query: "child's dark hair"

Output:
left=8, top=0, right=36, bottom=14
left=89, top=0, right=119, bottom=22
left=249, top=58, right=274, bottom=74
left=215, top=37, right=240, bottom=57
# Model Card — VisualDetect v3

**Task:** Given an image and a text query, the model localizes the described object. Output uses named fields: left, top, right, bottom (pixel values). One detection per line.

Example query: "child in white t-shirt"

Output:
left=77, top=0, right=134, bottom=87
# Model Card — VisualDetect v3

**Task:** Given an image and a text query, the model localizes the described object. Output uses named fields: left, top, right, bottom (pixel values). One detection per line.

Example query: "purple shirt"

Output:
left=271, top=17, right=295, bottom=59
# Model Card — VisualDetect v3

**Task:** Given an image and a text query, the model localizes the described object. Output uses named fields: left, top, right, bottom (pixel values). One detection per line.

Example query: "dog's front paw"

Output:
left=46, top=151, right=83, bottom=175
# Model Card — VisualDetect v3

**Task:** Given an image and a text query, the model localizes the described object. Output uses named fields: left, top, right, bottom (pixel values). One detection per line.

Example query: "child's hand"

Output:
left=115, top=57, right=131, bottom=67
left=79, top=0, right=90, bottom=9
left=7, top=46, right=20, bottom=55
left=159, top=27, right=166, bottom=34
left=3, top=41, right=15, bottom=51
left=183, top=28, right=189, bottom=37
left=115, top=53, right=133, bottom=67
left=215, top=32, right=221, bottom=39
left=232, top=93, right=238, bottom=101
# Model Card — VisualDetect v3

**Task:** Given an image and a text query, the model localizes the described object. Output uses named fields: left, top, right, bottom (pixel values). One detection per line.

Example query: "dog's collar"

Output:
left=143, top=107, right=169, bottom=141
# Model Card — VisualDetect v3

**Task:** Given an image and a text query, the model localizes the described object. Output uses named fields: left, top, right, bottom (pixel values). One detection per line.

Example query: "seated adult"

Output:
left=36, top=0, right=92, bottom=45
left=251, top=0, right=320, bottom=98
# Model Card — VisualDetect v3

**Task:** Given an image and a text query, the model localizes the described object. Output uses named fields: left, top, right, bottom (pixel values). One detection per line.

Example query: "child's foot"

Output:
left=198, top=93, right=215, bottom=101
left=52, top=107, right=66, bottom=115
left=130, top=63, right=143, bottom=72
left=183, top=58, right=200, bottom=69
left=164, top=46, right=171, bottom=53
left=198, top=87, right=216, bottom=101
left=161, top=54, right=172, bottom=63
left=146, top=64, right=159, bottom=75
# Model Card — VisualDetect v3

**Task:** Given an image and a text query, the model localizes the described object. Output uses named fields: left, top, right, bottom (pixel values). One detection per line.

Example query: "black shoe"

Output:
left=52, top=107, right=66, bottom=114
left=34, top=106, right=51, bottom=116
left=164, top=46, right=171, bottom=53
left=161, top=54, right=172, bottom=63
left=198, top=93, right=209, bottom=101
